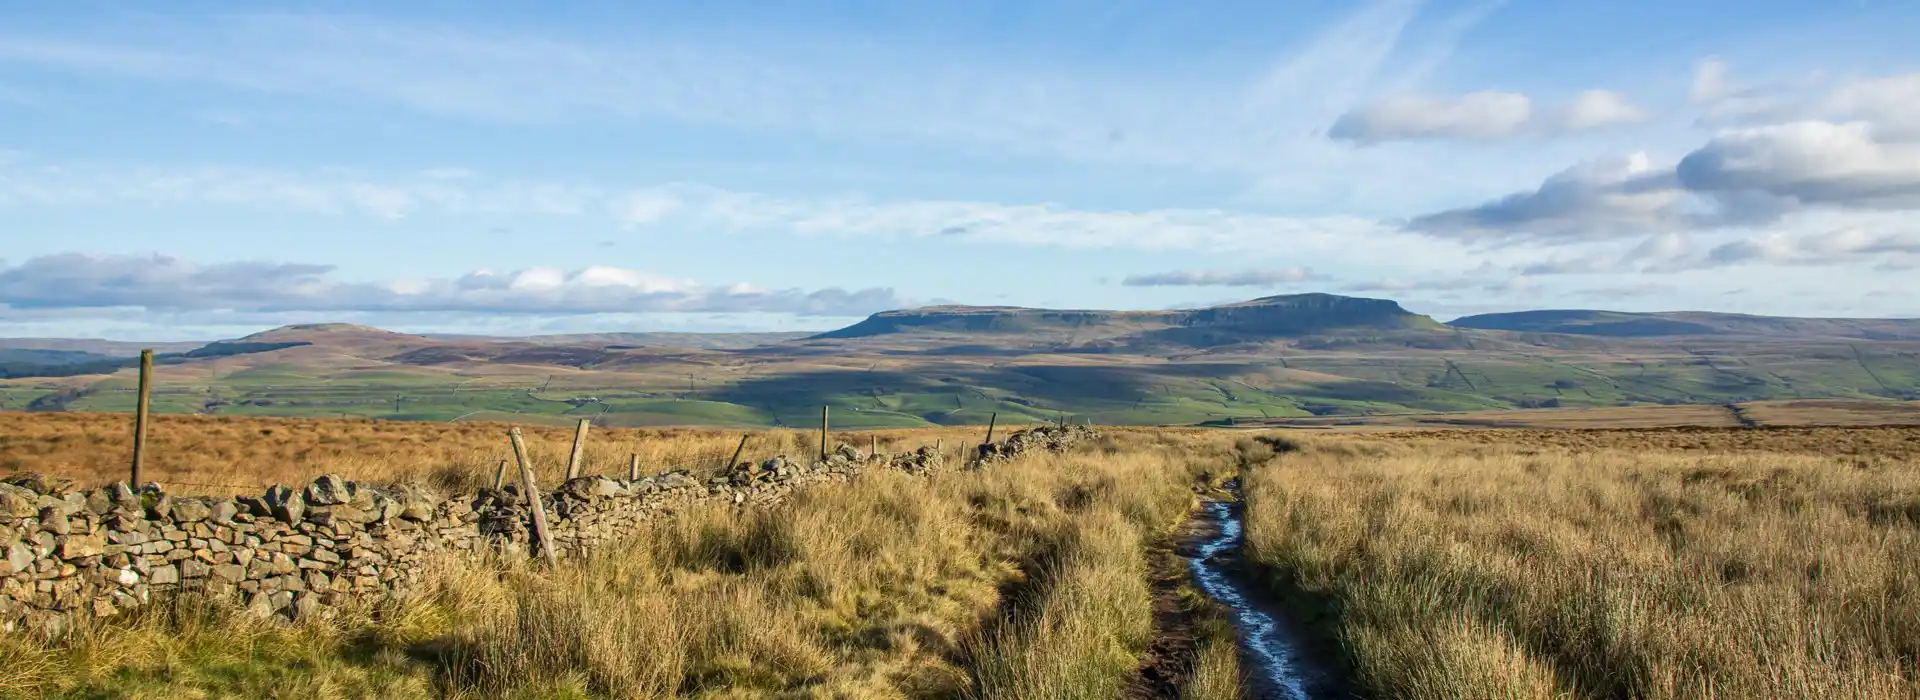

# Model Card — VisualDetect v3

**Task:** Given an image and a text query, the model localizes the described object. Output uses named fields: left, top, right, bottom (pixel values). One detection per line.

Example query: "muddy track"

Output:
left=1130, top=478, right=1361, bottom=700
left=1126, top=498, right=1228, bottom=699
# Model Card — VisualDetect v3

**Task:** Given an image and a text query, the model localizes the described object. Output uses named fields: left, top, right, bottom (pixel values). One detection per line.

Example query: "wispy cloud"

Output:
left=0, top=156, right=1467, bottom=257
left=0, top=4, right=1484, bottom=176
left=1330, top=89, right=1647, bottom=144
left=1120, top=268, right=1326, bottom=287
left=0, top=253, right=903, bottom=316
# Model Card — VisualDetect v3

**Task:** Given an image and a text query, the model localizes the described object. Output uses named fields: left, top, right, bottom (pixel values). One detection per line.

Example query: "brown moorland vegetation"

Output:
left=0, top=431, right=1245, bottom=699
left=0, top=411, right=1008, bottom=496
left=1242, top=433, right=1920, bottom=699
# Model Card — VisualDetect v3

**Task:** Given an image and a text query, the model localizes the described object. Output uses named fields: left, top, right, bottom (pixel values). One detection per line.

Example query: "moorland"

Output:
left=5, top=293, right=1920, bottom=429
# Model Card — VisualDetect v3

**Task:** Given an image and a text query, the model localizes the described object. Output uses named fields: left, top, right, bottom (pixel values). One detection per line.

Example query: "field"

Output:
left=3, top=410, right=1919, bottom=699
left=6, top=314, right=1920, bottom=430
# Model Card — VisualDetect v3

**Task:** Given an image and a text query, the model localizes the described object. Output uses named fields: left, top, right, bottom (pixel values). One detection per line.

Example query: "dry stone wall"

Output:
left=0, top=424, right=1096, bottom=635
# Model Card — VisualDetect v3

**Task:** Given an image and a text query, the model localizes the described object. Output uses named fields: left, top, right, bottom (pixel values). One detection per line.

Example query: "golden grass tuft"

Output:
left=1242, top=435, right=1920, bottom=700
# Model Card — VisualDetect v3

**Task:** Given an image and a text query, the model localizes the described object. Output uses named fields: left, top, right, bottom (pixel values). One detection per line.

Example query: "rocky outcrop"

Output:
left=0, top=424, right=1097, bottom=635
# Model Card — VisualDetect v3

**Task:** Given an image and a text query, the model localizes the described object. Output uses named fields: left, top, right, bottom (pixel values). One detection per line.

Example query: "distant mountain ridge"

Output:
left=814, top=293, right=1439, bottom=340
left=1450, top=310, right=1920, bottom=340
left=5, top=292, right=1920, bottom=426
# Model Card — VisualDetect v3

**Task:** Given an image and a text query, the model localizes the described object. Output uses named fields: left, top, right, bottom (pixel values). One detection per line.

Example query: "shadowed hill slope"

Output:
left=1451, top=309, right=1920, bottom=340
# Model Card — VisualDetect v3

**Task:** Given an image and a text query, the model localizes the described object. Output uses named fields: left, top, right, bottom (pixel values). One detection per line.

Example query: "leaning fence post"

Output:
left=983, top=412, right=997, bottom=445
left=564, top=418, right=591, bottom=480
left=492, top=459, right=508, bottom=490
left=508, top=428, right=559, bottom=568
left=729, top=433, right=750, bottom=469
left=628, top=453, right=641, bottom=481
left=130, top=349, right=153, bottom=487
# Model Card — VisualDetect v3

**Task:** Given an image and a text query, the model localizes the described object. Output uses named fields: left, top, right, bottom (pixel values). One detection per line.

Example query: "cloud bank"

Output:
left=0, top=254, right=903, bottom=317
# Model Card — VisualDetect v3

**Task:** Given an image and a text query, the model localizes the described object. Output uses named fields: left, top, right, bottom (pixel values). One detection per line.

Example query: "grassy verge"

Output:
left=1240, top=435, right=1920, bottom=699
left=3, top=432, right=1235, bottom=698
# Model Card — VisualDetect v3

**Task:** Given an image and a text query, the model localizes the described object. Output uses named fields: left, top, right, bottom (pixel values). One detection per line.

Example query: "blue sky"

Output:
left=2, top=0, right=1918, bottom=339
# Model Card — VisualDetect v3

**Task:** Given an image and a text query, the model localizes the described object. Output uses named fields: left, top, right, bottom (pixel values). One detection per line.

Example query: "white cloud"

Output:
left=1405, top=152, right=1693, bottom=241
left=1120, top=268, right=1325, bottom=288
left=1705, top=228, right=1920, bottom=269
left=1693, top=61, right=1920, bottom=137
left=1557, top=90, right=1649, bottom=131
left=1329, top=91, right=1533, bottom=144
left=1676, top=120, right=1920, bottom=208
left=0, top=253, right=903, bottom=316
left=0, top=155, right=1463, bottom=256
left=1409, top=65, right=1920, bottom=245
left=1330, top=89, right=1646, bottom=144
left=1691, top=59, right=1730, bottom=105
left=1508, top=223, right=1920, bottom=275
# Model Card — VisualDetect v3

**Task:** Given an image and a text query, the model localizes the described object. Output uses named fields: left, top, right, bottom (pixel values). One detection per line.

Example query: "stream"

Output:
left=1185, top=499, right=1344, bottom=700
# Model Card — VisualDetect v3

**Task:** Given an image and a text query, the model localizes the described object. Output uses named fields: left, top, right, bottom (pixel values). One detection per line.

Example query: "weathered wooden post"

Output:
left=628, top=453, right=641, bottom=481
left=819, top=405, right=830, bottom=461
left=870, top=434, right=878, bottom=459
left=983, top=412, right=998, bottom=445
left=492, top=459, right=508, bottom=490
left=508, top=428, right=559, bottom=568
left=564, top=418, right=591, bottom=480
left=130, top=349, right=153, bottom=487
left=729, top=433, right=749, bottom=470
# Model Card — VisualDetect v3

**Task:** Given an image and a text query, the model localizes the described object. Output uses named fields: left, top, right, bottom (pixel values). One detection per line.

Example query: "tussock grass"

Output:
left=1242, top=436, right=1920, bottom=700
left=4, top=430, right=1229, bottom=698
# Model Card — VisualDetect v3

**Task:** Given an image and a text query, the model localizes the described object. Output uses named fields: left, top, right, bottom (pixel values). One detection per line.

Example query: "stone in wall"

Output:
left=1, top=423, right=1097, bottom=634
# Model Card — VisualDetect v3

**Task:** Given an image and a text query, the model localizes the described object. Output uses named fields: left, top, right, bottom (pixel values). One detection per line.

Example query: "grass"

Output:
left=13, top=325, right=1920, bottom=428
left=1, top=428, right=1242, bottom=699
left=1239, top=433, right=1920, bottom=700
left=0, top=412, right=1004, bottom=495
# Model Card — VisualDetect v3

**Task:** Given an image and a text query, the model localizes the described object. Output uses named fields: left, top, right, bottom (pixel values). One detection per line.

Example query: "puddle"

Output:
left=1186, top=500, right=1343, bottom=700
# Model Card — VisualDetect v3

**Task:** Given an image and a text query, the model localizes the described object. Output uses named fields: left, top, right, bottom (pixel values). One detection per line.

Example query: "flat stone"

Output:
left=179, top=560, right=211, bottom=579
left=209, top=500, right=240, bottom=524
left=305, top=475, right=351, bottom=506
left=56, top=534, right=104, bottom=560
left=170, top=499, right=212, bottom=523
left=38, top=508, right=70, bottom=535
left=149, top=565, right=180, bottom=585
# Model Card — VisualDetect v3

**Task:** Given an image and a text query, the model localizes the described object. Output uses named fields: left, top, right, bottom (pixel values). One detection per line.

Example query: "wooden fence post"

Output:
left=492, top=459, right=508, bottom=490
left=508, top=428, right=559, bottom=568
left=130, top=349, right=153, bottom=487
left=819, top=406, right=830, bottom=461
left=564, top=418, right=591, bottom=480
left=983, top=412, right=997, bottom=445
left=729, top=433, right=750, bottom=470
left=870, top=434, right=877, bottom=458
left=628, top=453, right=641, bottom=481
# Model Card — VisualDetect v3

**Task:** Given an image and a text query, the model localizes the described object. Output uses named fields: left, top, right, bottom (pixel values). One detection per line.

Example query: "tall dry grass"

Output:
left=3, top=430, right=1234, bottom=698
left=1241, top=436, right=1920, bottom=700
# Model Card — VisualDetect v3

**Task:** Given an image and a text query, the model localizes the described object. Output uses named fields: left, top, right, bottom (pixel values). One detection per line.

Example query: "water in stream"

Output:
left=1187, top=500, right=1338, bottom=700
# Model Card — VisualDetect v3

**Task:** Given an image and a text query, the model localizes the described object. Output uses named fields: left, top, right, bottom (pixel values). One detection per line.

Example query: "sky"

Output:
left=2, top=0, right=1918, bottom=340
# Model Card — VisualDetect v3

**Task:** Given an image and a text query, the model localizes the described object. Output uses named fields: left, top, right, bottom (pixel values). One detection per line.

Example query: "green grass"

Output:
left=8, top=335, right=1920, bottom=426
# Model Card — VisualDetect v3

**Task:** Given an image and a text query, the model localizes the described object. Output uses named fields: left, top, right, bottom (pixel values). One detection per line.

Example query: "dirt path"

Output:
left=1126, top=498, right=1230, bottom=699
